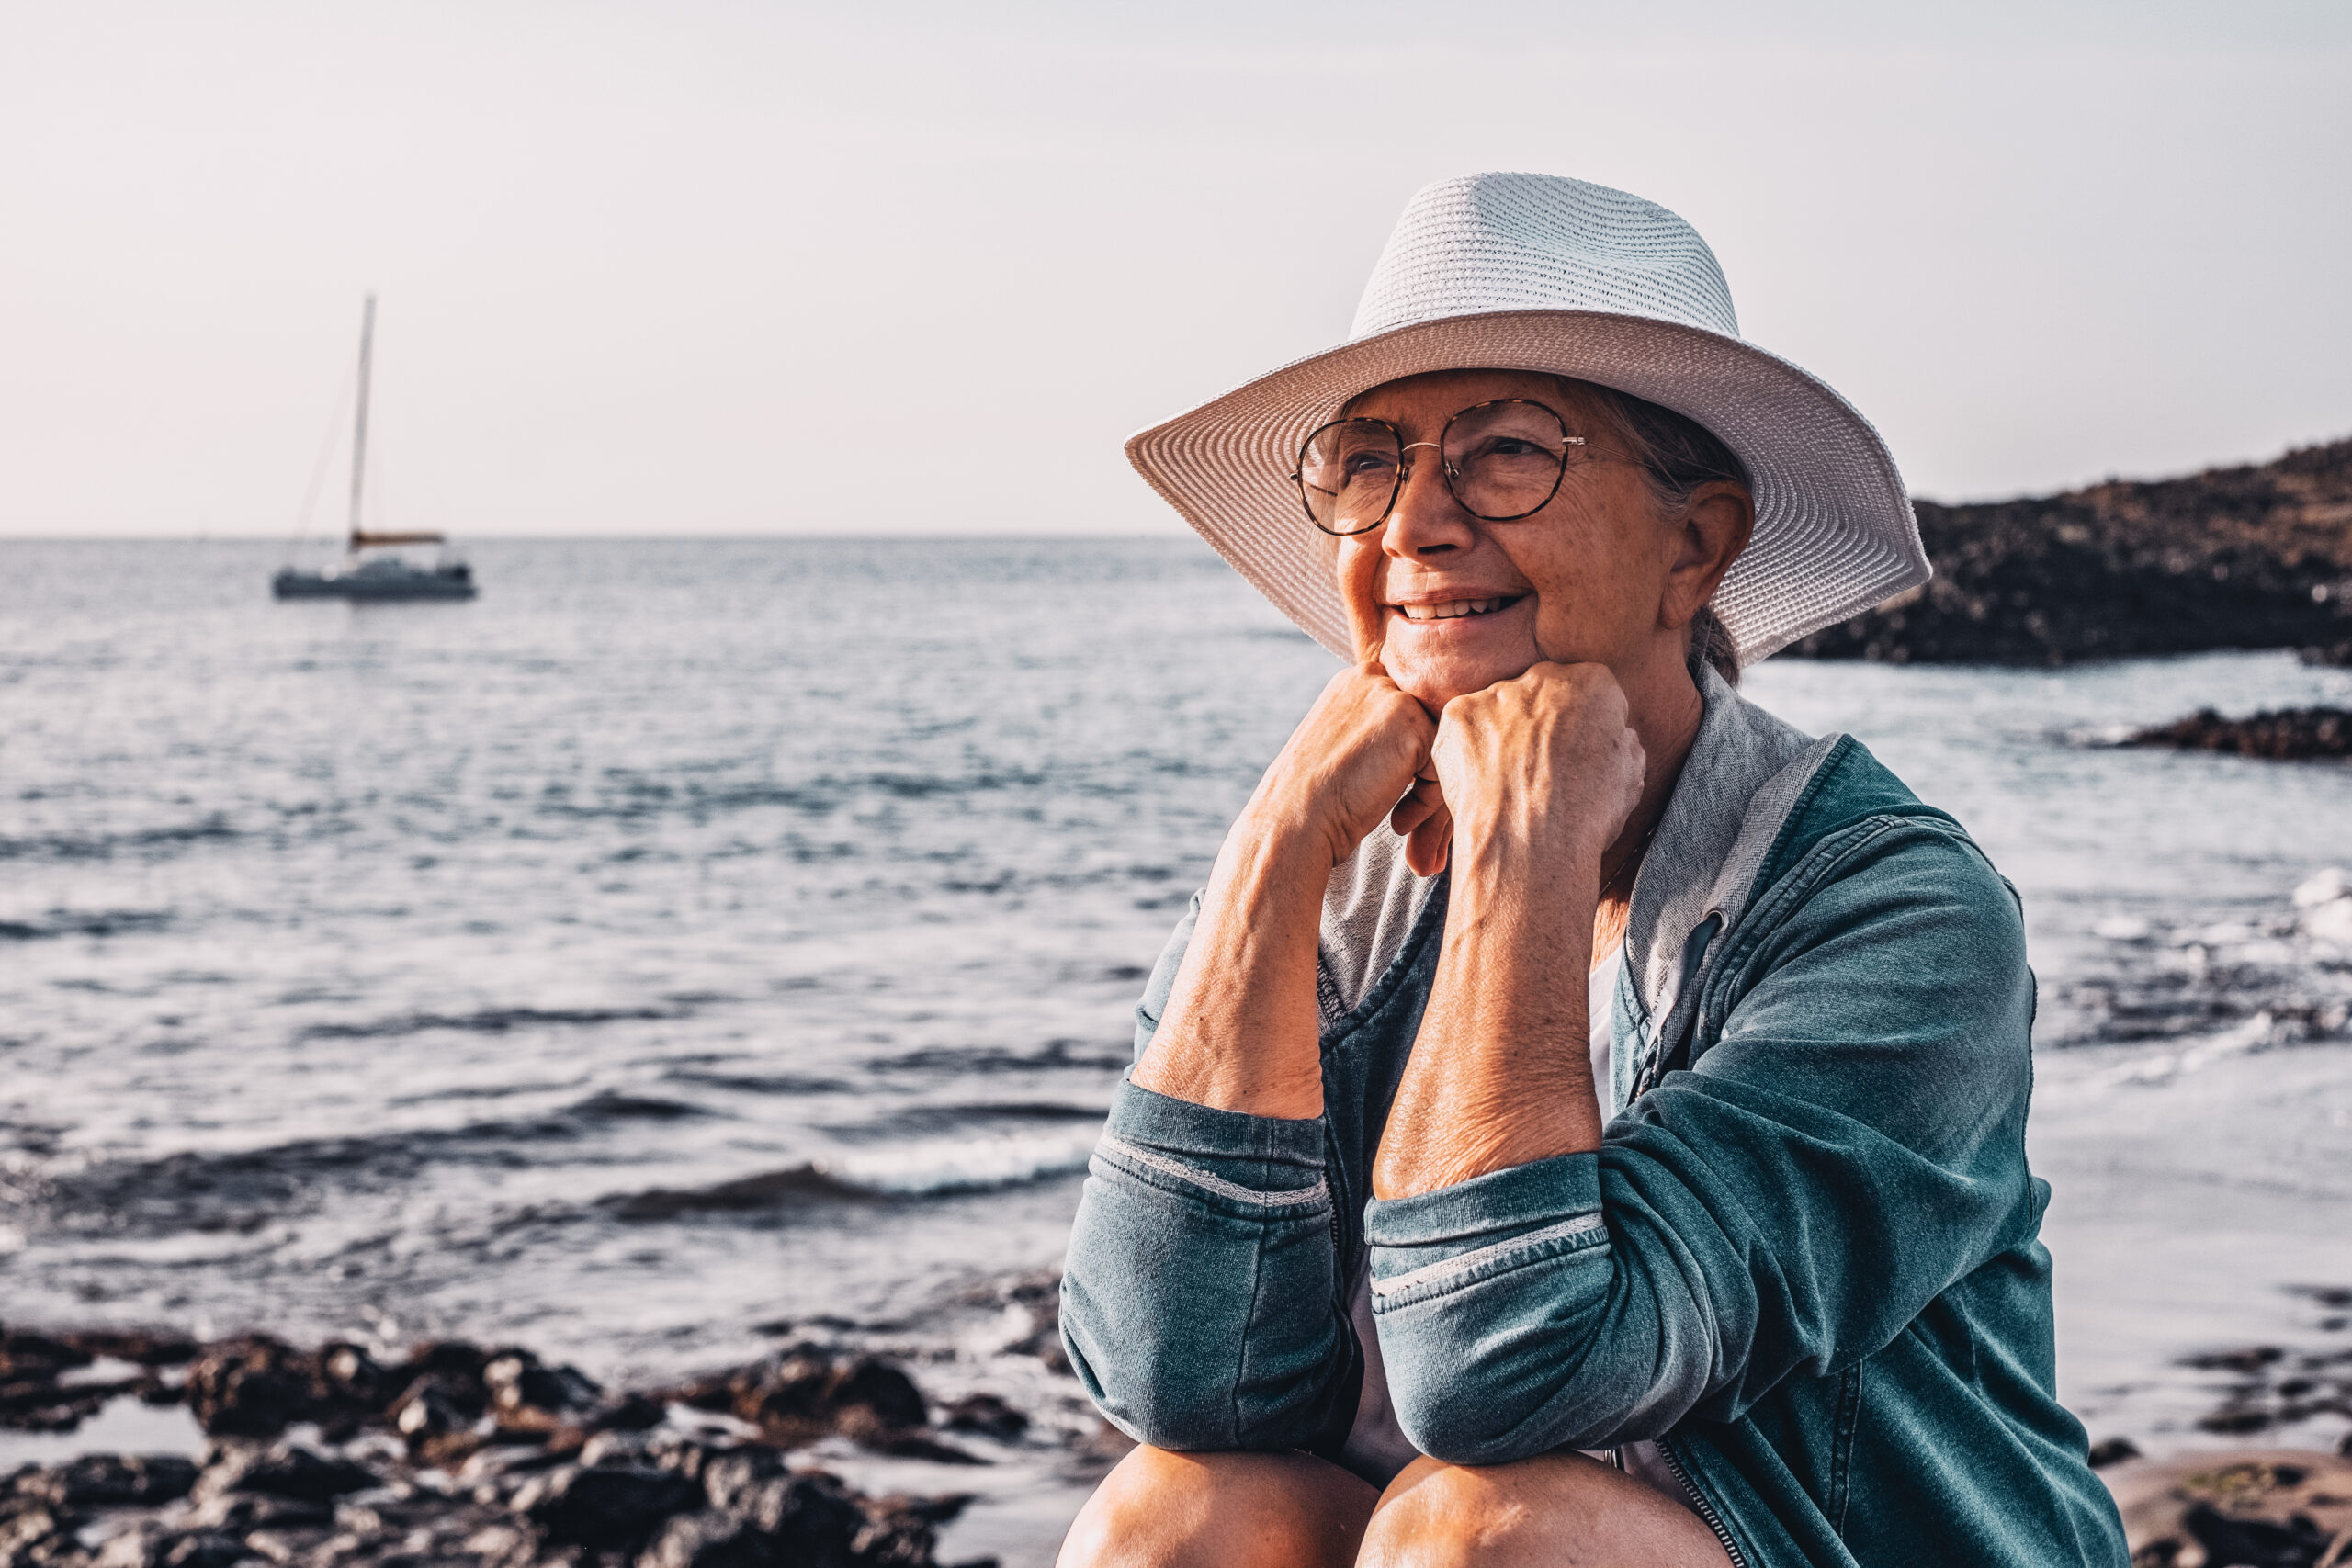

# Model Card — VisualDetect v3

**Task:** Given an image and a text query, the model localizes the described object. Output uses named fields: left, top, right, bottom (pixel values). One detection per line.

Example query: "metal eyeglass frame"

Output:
left=1289, top=398, right=1589, bottom=536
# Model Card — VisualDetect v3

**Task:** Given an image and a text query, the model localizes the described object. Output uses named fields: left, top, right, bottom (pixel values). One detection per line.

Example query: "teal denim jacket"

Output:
left=1059, top=671, right=2128, bottom=1567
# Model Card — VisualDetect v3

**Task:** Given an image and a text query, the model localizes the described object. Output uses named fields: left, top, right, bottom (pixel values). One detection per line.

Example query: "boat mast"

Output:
left=346, top=294, right=375, bottom=552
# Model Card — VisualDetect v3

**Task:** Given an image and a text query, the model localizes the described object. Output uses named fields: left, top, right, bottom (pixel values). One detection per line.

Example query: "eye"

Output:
left=1341, top=451, right=1398, bottom=479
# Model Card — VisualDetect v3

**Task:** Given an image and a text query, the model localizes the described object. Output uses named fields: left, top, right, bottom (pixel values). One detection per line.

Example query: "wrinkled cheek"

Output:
left=1333, top=538, right=1385, bottom=661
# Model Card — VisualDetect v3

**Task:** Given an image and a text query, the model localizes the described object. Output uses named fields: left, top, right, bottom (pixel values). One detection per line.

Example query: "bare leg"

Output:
left=1358, top=1452, right=1734, bottom=1567
left=1056, top=1446, right=1378, bottom=1568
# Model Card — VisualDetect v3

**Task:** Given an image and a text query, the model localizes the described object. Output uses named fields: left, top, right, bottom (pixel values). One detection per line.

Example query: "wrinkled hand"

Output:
left=1250, top=655, right=1442, bottom=872
left=1428, top=662, right=1645, bottom=881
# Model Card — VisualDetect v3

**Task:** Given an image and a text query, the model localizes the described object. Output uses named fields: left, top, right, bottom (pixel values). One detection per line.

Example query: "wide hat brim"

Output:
left=1125, top=307, right=1928, bottom=666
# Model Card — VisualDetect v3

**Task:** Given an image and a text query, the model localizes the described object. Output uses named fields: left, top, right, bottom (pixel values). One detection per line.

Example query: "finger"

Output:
left=1404, top=802, right=1453, bottom=877
left=1389, top=773, right=1443, bottom=838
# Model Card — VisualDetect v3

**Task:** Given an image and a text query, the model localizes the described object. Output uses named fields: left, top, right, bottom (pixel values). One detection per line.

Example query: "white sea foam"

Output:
left=823, top=1127, right=1102, bottom=1197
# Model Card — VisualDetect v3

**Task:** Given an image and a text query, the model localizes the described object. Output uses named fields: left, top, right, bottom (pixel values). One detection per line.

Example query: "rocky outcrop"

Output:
left=2125, top=707, right=2352, bottom=760
left=1787, top=437, right=2352, bottom=665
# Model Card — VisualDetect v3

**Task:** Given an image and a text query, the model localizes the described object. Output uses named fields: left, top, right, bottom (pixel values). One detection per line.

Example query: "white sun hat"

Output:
left=1125, top=171, right=1928, bottom=665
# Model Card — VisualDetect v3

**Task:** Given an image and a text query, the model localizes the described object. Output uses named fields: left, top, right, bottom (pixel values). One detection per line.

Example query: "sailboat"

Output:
left=272, top=295, right=478, bottom=602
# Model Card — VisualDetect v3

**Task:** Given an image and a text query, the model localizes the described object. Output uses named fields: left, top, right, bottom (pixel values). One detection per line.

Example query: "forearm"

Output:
left=1130, top=804, right=1331, bottom=1118
left=1061, top=1081, right=1353, bottom=1450
left=1372, top=840, right=1605, bottom=1199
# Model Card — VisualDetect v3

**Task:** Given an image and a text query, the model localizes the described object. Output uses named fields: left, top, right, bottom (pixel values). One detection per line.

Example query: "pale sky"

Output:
left=4, top=0, right=2347, bottom=539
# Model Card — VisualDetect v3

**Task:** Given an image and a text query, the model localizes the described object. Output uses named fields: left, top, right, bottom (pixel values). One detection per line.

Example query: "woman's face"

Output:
left=1331, top=369, right=1690, bottom=710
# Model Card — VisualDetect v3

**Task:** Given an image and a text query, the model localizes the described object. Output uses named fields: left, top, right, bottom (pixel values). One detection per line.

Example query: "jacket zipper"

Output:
left=1658, top=1437, right=1749, bottom=1568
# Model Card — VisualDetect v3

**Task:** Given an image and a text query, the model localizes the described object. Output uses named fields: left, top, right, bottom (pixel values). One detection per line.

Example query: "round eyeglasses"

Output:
left=1291, top=399, right=1589, bottom=536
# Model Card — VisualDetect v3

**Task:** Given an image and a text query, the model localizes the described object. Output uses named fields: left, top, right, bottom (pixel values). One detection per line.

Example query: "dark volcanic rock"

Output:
left=513, top=1462, right=699, bottom=1547
left=197, top=1440, right=378, bottom=1502
left=2125, top=706, right=2352, bottom=760
left=639, top=1508, right=775, bottom=1568
left=729, top=1473, right=866, bottom=1565
left=182, top=1337, right=317, bottom=1438
left=1789, top=436, right=2352, bottom=665
left=939, top=1393, right=1028, bottom=1442
left=0, top=1325, right=1002, bottom=1567
left=16, top=1452, right=198, bottom=1507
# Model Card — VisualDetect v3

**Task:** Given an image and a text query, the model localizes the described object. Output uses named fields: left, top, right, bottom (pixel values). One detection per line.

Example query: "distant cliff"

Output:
left=1785, top=437, right=2352, bottom=664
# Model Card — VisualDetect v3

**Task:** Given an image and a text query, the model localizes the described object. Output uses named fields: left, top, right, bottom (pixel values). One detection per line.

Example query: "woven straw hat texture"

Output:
left=1125, top=172, right=1929, bottom=665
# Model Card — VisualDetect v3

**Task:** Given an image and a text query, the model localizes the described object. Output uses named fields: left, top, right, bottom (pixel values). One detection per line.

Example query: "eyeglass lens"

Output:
left=1295, top=400, right=1577, bottom=536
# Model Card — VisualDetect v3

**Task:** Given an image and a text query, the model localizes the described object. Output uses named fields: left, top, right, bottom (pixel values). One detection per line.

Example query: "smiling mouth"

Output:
left=1392, top=595, right=1525, bottom=623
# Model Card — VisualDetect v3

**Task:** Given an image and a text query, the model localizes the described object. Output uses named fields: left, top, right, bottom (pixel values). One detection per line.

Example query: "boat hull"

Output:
left=271, top=568, right=477, bottom=602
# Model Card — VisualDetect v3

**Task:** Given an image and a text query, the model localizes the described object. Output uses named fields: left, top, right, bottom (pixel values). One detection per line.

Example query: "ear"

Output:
left=1659, top=482, right=1754, bottom=632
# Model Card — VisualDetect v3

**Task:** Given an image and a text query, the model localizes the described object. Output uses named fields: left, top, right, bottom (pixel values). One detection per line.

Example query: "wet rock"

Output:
left=2086, top=1437, right=2141, bottom=1470
left=196, top=1442, right=377, bottom=1503
left=590, top=1392, right=666, bottom=1434
left=236, top=1525, right=335, bottom=1565
left=2179, top=1500, right=2332, bottom=1566
left=457, top=1444, right=568, bottom=1490
left=388, top=1371, right=481, bottom=1450
left=0, top=1331, right=90, bottom=1382
left=183, top=1337, right=315, bottom=1438
left=481, top=1351, right=602, bottom=1438
left=939, top=1394, right=1027, bottom=1443
left=2109, top=1451, right=2352, bottom=1568
left=832, top=1413, right=985, bottom=1466
left=854, top=1494, right=970, bottom=1567
left=54, top=1331, right=199, bottom=1369
left=638, top=1509, right=773, bottom=1568
left=93, top=1525, right=254, bottom=1568
left=0, top=1505, right=68, bottom=1561
left=727, top=1473, right=865, bottom=1566
left=512, top=1463, right=697, bottom=1548
left=2125, top=706, right=2352, bottom=761
left=713, top=1349, right=933, bottom=1453
left=15, top=1453, right=199, bottom=1507
left=182, top=1488, right=334, bottom=1533
left=695, top=1448, right=790, bottom=1513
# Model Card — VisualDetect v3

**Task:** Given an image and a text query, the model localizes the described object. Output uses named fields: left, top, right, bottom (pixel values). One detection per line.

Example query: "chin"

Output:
left=1382, top=650, right=1537, bottom=709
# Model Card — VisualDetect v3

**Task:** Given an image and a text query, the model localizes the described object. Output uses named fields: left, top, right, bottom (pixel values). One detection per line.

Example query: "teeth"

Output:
left=1399, top=597, right=1509, bottom=622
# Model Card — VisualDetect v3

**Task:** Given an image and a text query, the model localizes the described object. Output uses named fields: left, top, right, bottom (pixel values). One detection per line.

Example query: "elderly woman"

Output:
left=1051, top=174, right=2127, bottom=1568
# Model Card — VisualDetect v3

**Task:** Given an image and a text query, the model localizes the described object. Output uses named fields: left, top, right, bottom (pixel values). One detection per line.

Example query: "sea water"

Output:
left=4, top=538, right=2349, bottom=1495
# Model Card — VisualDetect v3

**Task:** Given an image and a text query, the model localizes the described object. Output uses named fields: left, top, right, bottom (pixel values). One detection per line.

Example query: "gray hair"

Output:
left=1558, top=377, right=1750, bottom=686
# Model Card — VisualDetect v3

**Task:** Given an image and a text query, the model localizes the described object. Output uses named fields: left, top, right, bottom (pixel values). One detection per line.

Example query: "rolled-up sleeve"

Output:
left=1058, top=895, right=1357, bottom=1451
left=1363, top=822, right=2037, bottom=1464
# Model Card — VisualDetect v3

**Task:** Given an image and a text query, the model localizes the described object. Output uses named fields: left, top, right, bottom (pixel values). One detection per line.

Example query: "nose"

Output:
left=1381, top=443, right=1476, bottom=560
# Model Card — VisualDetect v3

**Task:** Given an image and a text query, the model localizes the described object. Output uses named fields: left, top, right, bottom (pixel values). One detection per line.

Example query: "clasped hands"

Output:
left=1246, top=657, right=1647, bottom=893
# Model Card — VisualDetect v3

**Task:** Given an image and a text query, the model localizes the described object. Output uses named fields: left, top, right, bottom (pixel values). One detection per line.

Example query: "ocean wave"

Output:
left=870, top=1038, right=1130, bottom=1076
left=604, top=1127, right=1102, bottom=1221
left=0, top=817, right=237, bottom=863
left=295, top=1006, right=684, bottom=1042
left=528, top=767, right=1059, bottom=826
left=820, top=1100, right=1112, bottom=1144
left=29, top=1115, right=598, bottom=1237
left=0, top=909, right=172, bottom=941
left=2049, top=868, right=2352, bottom=1049
left=659, top=1067, right=853, bottom=1097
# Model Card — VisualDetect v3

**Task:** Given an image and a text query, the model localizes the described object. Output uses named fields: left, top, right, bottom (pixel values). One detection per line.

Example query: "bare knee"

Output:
left=1359, top=1453, right=1730, bottom=1568
left=1057, top=1445, right=1374, bottom=1568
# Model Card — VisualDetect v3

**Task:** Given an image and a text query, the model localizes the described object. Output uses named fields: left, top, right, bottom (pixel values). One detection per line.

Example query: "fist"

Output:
left=1429, top=663, right=1645, bottom=877
left=1252, top=659, right=1439, bottom=871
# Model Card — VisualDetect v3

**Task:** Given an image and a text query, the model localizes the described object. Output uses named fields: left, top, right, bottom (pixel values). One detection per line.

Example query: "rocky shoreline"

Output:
left=1787, top=436, right=2352, bottom=665
left=1, top=1323, right=1129, bottom=1568
left=14, top=1310, right=2352, bottom=1566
